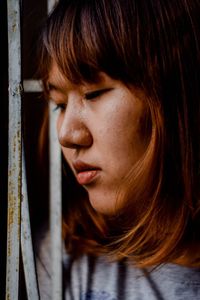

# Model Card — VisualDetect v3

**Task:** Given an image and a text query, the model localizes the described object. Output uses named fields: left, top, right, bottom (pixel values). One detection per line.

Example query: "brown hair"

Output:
left=38, top=0, right=200, bottom=267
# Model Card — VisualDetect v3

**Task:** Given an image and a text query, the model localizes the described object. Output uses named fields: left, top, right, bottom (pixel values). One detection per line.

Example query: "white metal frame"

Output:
left=6, top=0, right=62, bottom=299
left=46, top=2, right=62, bottom=299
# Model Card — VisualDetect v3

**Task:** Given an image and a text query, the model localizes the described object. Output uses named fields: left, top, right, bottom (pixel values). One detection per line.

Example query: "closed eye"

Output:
left=53, top=103, right=67, bottom=112
left=84, top=88, right=113, bottom=100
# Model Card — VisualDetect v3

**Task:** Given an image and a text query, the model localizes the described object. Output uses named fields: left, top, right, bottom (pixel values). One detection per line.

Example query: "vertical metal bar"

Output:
left=6, top=0, right=22, bottom=299
left=21, top=143, right=40, bottom=300
left=48, top=2, right=62, bottom=299
left=47, top=0, right=57, bottom=14
left=49, top=102, right=62, bottom=300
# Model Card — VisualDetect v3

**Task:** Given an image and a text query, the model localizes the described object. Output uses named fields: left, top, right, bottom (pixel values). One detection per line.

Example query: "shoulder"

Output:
left=64, top=257, right=200, bottom=300
left=34, top=228, right=200, bottom=300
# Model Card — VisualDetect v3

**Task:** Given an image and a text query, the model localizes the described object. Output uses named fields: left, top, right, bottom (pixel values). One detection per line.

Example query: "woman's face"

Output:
left=48, top=63, right=148, bottom=215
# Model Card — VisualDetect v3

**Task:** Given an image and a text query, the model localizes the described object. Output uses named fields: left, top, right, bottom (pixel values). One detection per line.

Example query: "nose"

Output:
left=57, top=103, right=93, bottom=149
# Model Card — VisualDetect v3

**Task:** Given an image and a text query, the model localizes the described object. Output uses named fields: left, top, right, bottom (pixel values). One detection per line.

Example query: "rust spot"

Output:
left=7, top=130, right=22, bottom=254
left=10, top=83, right=24, bottom=97
left=12, top=23, right=16, bottom=32
left=6, top=291, right=10, bottom=300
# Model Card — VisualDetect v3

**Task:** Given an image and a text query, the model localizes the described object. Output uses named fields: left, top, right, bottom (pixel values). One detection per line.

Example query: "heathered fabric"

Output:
left=35, top=228, right=200, bottom=300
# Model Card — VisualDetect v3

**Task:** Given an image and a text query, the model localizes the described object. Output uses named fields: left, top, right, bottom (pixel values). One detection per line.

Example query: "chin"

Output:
left=88, top=196, right=117, bottom=215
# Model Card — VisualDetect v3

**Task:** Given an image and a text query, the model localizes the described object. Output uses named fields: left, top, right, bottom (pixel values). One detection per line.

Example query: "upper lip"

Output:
left=72, top=160, right=101, bottom=174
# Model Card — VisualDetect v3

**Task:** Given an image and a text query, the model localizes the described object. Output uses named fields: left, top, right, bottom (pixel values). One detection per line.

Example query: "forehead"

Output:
left=48, top=62, right=72, bottom=92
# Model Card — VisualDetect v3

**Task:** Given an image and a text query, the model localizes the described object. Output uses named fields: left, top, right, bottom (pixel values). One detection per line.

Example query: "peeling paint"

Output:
left=8, top=83, right=23, bottom=97
left=6, top=0, right=22, bottom=299
left=12, top=23, right=16, bottom=32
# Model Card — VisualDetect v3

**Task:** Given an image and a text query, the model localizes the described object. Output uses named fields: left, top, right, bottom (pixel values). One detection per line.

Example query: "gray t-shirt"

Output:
left=36, top=229, right=200, bottom=300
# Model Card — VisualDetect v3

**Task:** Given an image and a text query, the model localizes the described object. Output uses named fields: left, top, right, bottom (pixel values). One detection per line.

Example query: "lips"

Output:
left=72, top=160, right=101, bottom=185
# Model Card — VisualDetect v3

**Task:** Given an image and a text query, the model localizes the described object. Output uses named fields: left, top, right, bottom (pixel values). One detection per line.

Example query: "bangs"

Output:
left=41, top=0, right=145, bottom=86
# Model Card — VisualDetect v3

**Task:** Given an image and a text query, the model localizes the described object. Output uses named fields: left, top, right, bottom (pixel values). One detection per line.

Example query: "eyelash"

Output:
left=53, top=103, right=66, bottom=112
left=84, top=89, right=109, bottom=100
left=53, top=88, right=112, bottom=111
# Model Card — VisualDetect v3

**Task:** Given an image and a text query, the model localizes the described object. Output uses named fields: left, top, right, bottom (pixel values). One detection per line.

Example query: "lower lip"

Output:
left=76, top=170, right=99, bottom=185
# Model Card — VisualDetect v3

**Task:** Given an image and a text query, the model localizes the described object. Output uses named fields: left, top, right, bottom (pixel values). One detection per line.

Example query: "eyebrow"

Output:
left=47, top=82, right=62, bottom=92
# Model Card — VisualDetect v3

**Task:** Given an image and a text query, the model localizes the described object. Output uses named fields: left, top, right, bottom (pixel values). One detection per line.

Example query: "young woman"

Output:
left=37, top=0, right=200, bottom=299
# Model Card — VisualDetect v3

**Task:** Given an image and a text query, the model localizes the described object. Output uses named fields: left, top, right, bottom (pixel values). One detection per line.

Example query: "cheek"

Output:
left=102, top=114, right=147, bottom=176
left=61, top=147, right=72, bottom=162
left=101, top=108, right=144, bottom=153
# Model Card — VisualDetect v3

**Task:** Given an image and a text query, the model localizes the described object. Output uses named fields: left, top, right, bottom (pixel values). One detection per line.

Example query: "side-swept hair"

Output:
left=38, top=0, right=200, bottom=267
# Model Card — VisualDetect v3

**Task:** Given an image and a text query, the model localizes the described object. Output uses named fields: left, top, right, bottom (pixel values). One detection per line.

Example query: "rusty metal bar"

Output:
left=6, top=0, right=22, bottom=299
left=21, top=143, right=40, bottom=300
